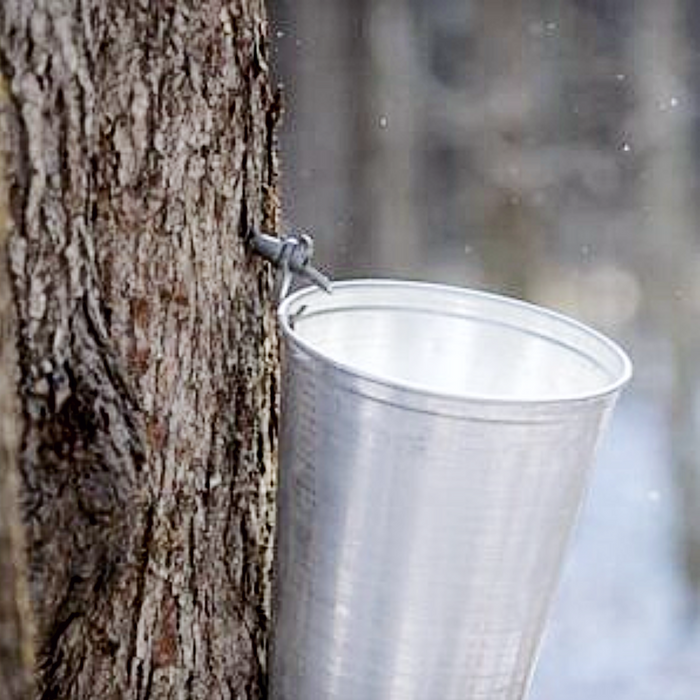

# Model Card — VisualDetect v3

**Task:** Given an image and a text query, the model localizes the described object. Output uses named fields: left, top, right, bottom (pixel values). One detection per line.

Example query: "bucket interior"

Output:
left=280, top=280, right=631, bottom=403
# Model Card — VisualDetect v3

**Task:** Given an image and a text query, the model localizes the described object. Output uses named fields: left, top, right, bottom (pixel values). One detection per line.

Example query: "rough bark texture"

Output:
left=0, top=80, right=35, bottom=700
left=0, top=1, right=280, bottom=698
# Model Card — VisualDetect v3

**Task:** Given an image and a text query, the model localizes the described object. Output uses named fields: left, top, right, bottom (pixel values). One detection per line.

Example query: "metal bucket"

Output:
left=271, top=280, right=632, bottom=700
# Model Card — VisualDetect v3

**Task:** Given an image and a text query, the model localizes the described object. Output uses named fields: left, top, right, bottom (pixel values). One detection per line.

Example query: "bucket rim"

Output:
left=277, top=279, right=633, bottom=408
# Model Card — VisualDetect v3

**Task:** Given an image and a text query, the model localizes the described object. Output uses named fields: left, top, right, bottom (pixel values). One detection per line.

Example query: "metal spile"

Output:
left=248, top=229, right=332, bottom=301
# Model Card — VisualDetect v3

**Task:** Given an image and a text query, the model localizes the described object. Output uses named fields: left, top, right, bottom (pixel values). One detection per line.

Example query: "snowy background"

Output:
left=269, top=0, right=700, bottom=696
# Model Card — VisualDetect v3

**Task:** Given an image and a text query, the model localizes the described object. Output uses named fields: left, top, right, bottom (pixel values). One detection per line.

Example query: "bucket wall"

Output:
left=270, top=280, right=631, bottom=700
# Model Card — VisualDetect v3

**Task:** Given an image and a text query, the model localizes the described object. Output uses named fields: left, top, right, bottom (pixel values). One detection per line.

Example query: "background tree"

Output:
left=0, top=1, right=280, bottom=698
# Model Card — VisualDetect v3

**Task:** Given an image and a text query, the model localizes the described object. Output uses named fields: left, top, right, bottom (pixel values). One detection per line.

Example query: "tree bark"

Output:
left=0, top=90, right=35, bottom=700
left=0, top=1, right=280, bottom=698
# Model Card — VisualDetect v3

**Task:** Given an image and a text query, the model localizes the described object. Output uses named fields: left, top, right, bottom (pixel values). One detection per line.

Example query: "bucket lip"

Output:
left=277, top=278, right=633, bottom=408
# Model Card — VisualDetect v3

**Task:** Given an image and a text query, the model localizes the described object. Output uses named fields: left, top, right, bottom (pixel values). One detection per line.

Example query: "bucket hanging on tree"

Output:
left=268, top=278, right=631, bottom=700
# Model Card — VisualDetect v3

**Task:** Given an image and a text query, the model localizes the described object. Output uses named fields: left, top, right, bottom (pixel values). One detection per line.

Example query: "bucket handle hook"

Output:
left=248, top=229, right=332, bottom=301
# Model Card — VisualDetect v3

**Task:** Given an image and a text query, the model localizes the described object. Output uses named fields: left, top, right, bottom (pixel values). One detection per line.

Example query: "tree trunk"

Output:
left=0, top=111, right=35, bottom=700
left=0, top=1, right=280, bottom=698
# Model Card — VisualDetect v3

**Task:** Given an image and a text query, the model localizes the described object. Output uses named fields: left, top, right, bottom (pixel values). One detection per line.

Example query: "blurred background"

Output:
left=268, top=0, right=700, bottom=697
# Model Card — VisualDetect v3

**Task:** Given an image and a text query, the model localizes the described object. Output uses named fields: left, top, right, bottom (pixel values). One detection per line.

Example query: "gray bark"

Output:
left=0, top=100, right=35, bottom=700
left=0, top=1, right=280, bottom=698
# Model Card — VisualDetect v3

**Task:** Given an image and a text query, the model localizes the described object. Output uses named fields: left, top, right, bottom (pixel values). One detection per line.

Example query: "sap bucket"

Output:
left=271, top=280, right=632, bottom=700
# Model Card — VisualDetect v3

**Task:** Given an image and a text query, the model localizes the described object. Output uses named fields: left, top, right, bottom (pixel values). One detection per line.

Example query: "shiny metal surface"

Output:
left=271, top=280, right=632, bottom=700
